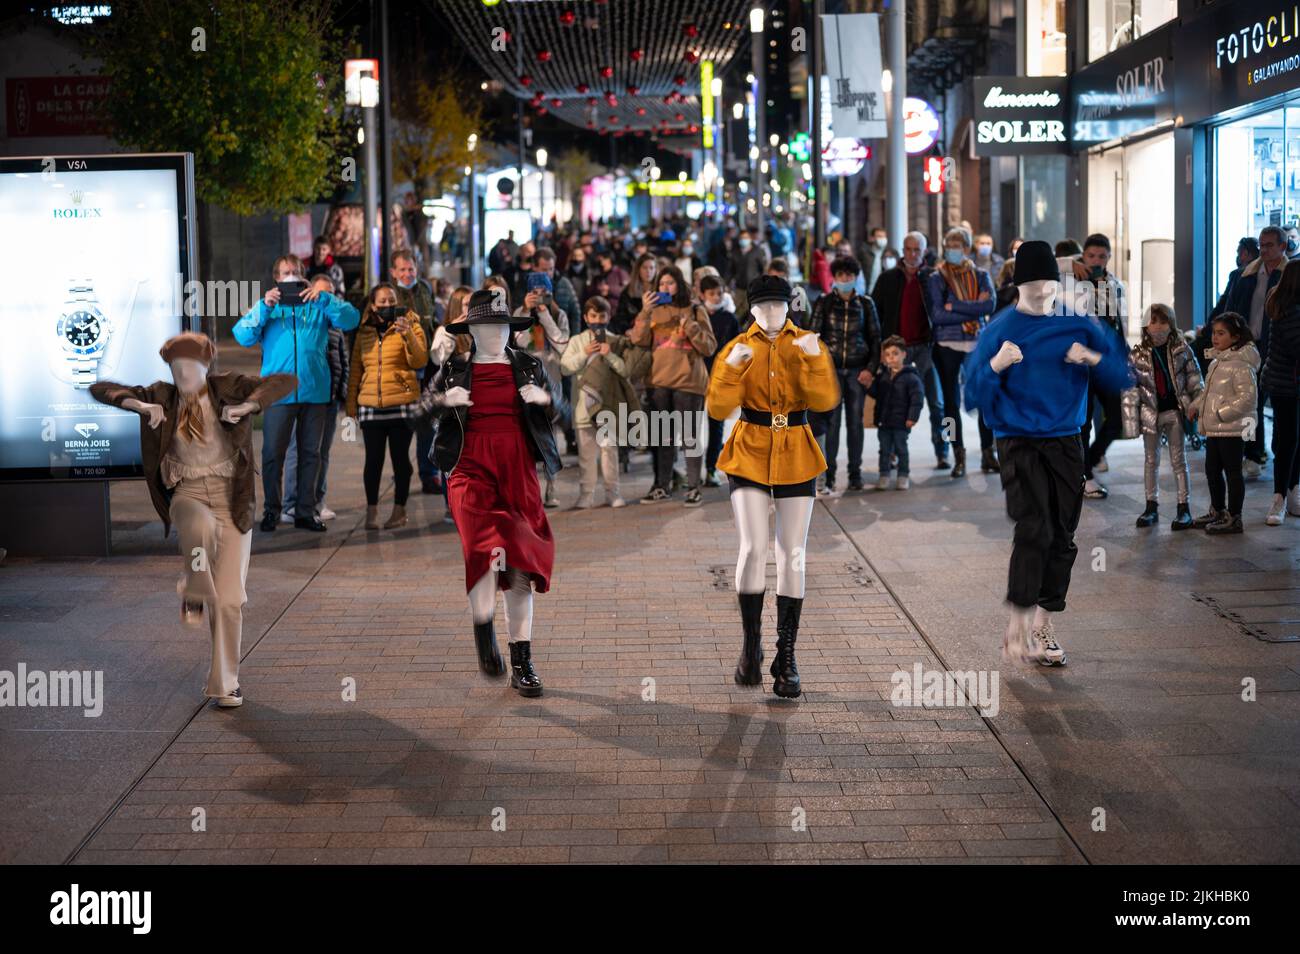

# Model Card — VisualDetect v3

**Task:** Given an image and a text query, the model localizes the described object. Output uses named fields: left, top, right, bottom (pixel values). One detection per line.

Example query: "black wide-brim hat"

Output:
left=1012, top=240, right=1060, bottom=285
left=444, top=287, right=535, bottom=334
left=747, top=274, right=793, bottom=306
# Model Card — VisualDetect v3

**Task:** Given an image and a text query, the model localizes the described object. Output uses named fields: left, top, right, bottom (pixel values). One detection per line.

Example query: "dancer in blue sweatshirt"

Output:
left=964, top=241, right=1132, bottom=666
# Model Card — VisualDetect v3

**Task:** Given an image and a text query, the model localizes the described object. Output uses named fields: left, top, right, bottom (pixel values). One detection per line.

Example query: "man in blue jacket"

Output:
left=964, top=241, right=1132, bottom=667
left=233, top=255, right=360, bottom=532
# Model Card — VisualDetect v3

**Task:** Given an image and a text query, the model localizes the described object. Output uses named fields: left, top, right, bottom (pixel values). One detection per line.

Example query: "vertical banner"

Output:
left=820, top=13, right=887, bottom=140
left=700, top=60, right=714, bottom=149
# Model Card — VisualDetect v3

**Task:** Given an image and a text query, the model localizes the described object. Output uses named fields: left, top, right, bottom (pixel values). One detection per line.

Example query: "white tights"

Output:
left=730, top=488, right=815, bottom=598
left=468, top=567, right=534, bottom=641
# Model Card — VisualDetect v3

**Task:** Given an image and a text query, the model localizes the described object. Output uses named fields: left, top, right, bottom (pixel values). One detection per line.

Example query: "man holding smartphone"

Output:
left=513, top=270, right=570, bottom=508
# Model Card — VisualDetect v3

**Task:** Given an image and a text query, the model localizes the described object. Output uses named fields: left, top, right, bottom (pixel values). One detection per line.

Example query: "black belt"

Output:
left=740, top=407, right=808, bottom=430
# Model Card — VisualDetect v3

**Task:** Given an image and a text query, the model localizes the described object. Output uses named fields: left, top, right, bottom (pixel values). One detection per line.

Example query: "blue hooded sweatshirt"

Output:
left=963, top=304, right=1133, bottom=439
left=233, top=292, right=360, bottom=405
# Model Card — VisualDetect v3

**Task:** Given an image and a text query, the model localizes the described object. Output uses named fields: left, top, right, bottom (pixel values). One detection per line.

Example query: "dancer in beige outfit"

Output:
left=91, top=333, right=296, bottom=707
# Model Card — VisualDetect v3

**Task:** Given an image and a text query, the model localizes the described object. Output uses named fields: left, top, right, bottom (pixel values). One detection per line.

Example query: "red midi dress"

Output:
left=446, top=362, right=555, bottom=593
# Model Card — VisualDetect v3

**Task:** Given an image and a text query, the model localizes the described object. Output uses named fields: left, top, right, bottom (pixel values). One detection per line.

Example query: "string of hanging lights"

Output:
left=438, top=0, right=752, bottom=139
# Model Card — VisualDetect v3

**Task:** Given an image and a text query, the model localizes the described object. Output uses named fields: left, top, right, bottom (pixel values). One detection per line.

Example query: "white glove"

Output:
left=794, top=333, right=821, bottom=356
left=220, top=401, right=258, bottom=424
left=518, top=383, right=551, bottom=406
left=430, top=326, right=456, bottom=364
left=442, top=385, right=472, bottom=408
left=989, top=340, right=1023, bottom=374
left=1065, top=341, right=1102, bottom=366
left=725, top=342, right=754, bottom=367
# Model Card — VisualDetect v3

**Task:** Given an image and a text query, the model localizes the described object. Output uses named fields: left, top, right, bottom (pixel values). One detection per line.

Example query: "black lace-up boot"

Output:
left=474, top=620, right=506, bottom=676
left=734, top=591, right=765, bottom=686
left=508, top=641, right=543, bottom=697
left=771, top=595, right=803, bottom=699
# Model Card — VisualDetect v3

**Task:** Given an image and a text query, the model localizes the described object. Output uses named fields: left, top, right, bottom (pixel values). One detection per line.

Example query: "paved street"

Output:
left=2, top=376, right=1298, bottom=864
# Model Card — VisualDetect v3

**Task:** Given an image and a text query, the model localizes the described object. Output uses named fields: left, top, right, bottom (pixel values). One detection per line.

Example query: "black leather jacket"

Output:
left=416, top=347, right=568, bottom=477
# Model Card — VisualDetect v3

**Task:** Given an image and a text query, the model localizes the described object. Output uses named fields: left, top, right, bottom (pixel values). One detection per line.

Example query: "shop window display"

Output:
left=1213, top=105, right=1300, bottom=297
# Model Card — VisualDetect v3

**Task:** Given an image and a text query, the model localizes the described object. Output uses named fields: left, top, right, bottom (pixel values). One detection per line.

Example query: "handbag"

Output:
left=1119, top=387, right=1141, bottom=440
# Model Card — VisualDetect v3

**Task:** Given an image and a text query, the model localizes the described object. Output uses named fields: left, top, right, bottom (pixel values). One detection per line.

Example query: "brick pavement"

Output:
left=3, top=403, right=1080, bottom=864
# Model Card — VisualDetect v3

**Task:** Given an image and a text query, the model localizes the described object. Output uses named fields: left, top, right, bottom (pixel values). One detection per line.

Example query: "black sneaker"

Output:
left=1191, top=508, right=1222, bottom=529
left=1206, top=513, right=1244, bottom=535
left=847, top=476, right=864, bottom=492
left=259, top=512, right=278, bottom=532
left=641, top=486, right=670, bottom=503
left=294, top=516, right=327, bottom=532
left=934, top=456, right=951, bottom=471
left=684, top=488, right=702, bottom=507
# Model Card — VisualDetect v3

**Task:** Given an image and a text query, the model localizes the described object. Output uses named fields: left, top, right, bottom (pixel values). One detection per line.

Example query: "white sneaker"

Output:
left=1243, top=458, right=1262, bottom=479
left=1031, top=617, right=1067, bottom=666
left=1083, top=478, right=1108, bottom=499
left=1266, top=493, right=1286, bottom=526
left=816, top=484, right=834, bottom=497
left=1288, top=486, right=1300, bottom=517
left=213, top=687, right=243, bottom=708
left=875, top=474, right=890, bottom=491
left=279, top=508, right=296, bottom=524
left=319, top=506, right=336, bottom=521
left=896, top=476, right=910, bottom=490
left=609, top=495, right=627, bottom=509
left=1095, top=456, right=1109, bottom=473
left=575, top=493, right=594, bottom=509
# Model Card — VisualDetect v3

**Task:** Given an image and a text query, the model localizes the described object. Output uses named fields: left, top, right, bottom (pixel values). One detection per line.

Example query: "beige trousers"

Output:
left=169, top=475, right=252, bottom=697
left=576, top=425, right=620, bottom=498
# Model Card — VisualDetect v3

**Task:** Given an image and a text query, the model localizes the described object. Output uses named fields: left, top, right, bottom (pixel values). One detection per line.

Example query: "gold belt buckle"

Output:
left=771, top=412, right=788, bottom=431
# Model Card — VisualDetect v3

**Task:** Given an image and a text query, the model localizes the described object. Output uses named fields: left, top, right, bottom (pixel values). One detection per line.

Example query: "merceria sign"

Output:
left=972, top=77, right=1069, bottom=155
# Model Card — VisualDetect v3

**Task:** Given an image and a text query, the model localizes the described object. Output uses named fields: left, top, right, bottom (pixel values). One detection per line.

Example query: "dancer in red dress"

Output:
left=416, top=288, right=565, bottom=696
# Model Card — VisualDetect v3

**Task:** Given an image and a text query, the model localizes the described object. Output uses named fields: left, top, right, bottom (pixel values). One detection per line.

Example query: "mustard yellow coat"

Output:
left=706, top=319, right=841, bottom=485
left=346, top=310, right=428, bottom=418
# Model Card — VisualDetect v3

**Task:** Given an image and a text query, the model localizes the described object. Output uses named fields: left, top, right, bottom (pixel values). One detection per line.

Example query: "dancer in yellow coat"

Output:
left=706, top=275, right=840, bottom=698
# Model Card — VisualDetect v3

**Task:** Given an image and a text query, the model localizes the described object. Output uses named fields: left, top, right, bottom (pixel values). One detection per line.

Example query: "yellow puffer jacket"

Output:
left=346, top=309, right=428, bottom=417
left=706, top=319, right=840, bottom=485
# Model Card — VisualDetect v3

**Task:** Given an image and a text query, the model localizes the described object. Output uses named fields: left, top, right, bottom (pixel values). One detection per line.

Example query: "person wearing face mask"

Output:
left=964, top=241, right=1133, bottom=667
left=91, top=333, right=297, bottom=708
left=566, top=246, right=591, bottom=305
left=706, top=276, right=841, bottom=698
left=807, top=255, right=881, bottom=492
left=346, top=283, right=429, bottom=530
left=1226, top=226, right=1288, bottom=474
left=390, top=250, right=441, bottom=333
left=697, top=274, right=741, bottom=487
left=734, top=227, right=771, bottom=295
left=970, top=232, right=1005, bottom=278
left=233, top=254, right=361, bottom=532
left=414, top=288, right=568, bottom=697
left=613, top=253, right=657, bottom=337
left=1127, top=304, right=1203, bottom=531
left=629, top=265, right=718, bottom=505
left=858, top=227, right=890, bottom=294
left=926, top=227, right=997, bottom=477
left=996, top=239, right=1025, bottom=309
left=673, top=239, right=702, bottom=287
left=873, top=230, right=949, bottom=470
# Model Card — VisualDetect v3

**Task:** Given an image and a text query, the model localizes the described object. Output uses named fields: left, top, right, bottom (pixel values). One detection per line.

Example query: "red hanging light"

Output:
left=630, top=48, right=644, bottom=61
left=537, top=50, right=552, bottom=63
left=673, top=75, right=687, bottom=86
left=683, top=24, right=699, bottom=38
left=636, top=106, right=647, bottom=115
left=551, top=98, right=563, bottom=107
left=558, top=9, right=576, bottom=27
left=685, top=50, right=700, bottom=64
left=576, top=83, right=589, bottom=94
left=599, top=65, right=614, bottom=79
left=519, top=74, right=533, bottom=87
left=626, top=85, right=640, bottom=96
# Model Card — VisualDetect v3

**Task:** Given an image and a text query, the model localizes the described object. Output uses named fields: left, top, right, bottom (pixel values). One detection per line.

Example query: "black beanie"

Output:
left=1012, top=240, right=1060, bottom=285
left=747, top=274, right=793, bottom=305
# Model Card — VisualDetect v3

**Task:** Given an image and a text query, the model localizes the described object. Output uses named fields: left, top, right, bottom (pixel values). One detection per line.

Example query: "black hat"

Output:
left=444, top=287, right=534, bottom=334
left=747, top=274, right=793, bottom=306
left=1012, top=240, right=1060, bottom=285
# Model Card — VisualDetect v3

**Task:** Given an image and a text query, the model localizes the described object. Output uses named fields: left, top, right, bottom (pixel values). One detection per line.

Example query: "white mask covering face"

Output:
left=1015, top=279, right=1059, bottom=317
left=751, top=300, right=789, bottom=337
left=470, top=323, right=510, bottom=360
left=170, top=358, right=209, bottom=395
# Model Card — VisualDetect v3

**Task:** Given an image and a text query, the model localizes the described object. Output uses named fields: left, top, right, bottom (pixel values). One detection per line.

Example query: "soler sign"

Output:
left=972, top=76, right=1069, bottom=156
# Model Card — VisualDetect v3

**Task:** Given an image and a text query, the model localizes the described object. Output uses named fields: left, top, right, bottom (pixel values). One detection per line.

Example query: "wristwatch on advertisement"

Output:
left=57, top=279, right=112, bottom=388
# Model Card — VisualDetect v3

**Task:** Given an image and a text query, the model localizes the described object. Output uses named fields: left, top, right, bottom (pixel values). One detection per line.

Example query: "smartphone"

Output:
left=594, top=325, right=606, bottom=343
left=526, top=272, right=554, bottom=301
left=655, top=291, right=672, bottom=306
left=276, top=280, right=304, bottom=306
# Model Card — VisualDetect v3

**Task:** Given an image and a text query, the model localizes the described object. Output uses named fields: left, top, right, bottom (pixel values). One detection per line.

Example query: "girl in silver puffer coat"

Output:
left=1188, top=312, right=1260, bottom=534
left=1128, top=305, right=1203, bottom=530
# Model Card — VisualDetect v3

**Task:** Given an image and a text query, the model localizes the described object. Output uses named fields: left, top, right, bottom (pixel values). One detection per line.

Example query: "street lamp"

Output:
left=536, top=148, right=548, bottom=231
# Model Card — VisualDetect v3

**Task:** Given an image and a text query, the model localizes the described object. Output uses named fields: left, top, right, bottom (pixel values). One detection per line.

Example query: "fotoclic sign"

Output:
left=973, top=77, right=1069, bottom=155
left=1178, top=3, right=1300, bottom=123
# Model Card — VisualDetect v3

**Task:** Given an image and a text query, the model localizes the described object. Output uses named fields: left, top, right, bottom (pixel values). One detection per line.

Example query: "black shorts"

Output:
left=727, top=474, right=817, bottom=498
